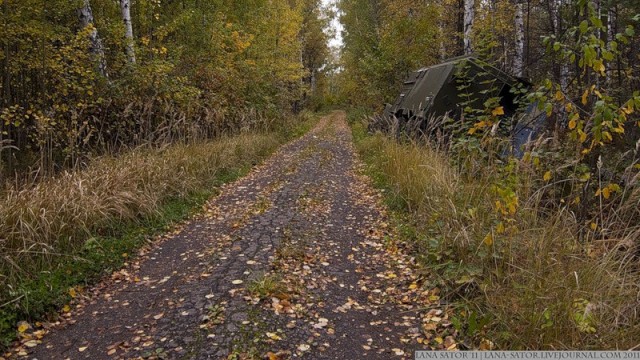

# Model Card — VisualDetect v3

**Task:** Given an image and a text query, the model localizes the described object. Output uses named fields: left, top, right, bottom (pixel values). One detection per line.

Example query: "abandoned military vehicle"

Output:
left=378, top=55, right=545, bottom=156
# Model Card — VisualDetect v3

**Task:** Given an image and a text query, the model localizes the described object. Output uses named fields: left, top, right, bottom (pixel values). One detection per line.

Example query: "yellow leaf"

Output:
left=483, top=233, right=494, bottom=246
left=612, top=125, right=625, bottom=134
left=408, top=283, right=418, bottom=290
left=266, top=332, right=282, bottom=341
left=590, top=222, right=597, bottom=230
left=78, top=346, right=88, bottom=352
left=602, top=187, right=611, bottom=199
left=479, top=339, right=494, bottom=350
left=17, top=321, right=30, bottom=334
left=62, top=305, right=71, bottom=313
left=68, top=287, right=77, bottom=298
left=565, top=103, right=574, bottom=112
left=582, top=89, right=590, bottom=105
left=555, top=91, right=564, bottom=101
left=594, top=89, right=603, bottom=99
left=568, top=119, right=577, bottom=130
left=492, top=106, right=505, bottom=116
left=573, top=196, right=581, bottom=205
left=543, top=171, right=552, bottom=182
left=496, top=222, right=505, bottom=234
left=579, top=130, right=588, bottom=143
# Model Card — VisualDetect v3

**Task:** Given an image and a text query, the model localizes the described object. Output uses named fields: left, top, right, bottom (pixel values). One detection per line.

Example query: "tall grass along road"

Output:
left=9, top=112, right=452, bottom=359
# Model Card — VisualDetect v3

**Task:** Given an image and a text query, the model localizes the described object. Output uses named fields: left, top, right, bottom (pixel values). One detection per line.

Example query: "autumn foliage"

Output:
left=0, top=0, right=330, bottom=178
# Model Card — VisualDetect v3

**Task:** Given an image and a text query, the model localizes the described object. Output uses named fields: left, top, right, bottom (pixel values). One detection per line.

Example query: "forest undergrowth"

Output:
left=352, top=111, right=640, bottom=350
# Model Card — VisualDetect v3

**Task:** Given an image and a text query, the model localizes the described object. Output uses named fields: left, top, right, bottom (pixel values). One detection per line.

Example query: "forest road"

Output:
left=26, top=111, right=452, bottom=360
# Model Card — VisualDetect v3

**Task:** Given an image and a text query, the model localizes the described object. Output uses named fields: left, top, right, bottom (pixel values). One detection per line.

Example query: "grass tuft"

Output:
left=246, top=273, right=287, bottom=301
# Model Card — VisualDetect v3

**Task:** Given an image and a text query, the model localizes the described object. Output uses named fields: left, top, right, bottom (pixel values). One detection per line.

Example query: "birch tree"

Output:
left=606, top=1, right=616, bottom=85
left=78, top=0, right=108, bottom=77
left=513, top=0, right=525, bottom=77
left=463, top=0, right=474, bottom=55
left=120, top=0, right=136, bottom=64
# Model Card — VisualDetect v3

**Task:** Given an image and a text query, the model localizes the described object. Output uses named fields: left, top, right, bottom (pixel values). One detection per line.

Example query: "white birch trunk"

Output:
left=79, top=0, right=108, bottom=77
left=513, top=1, right=525, bottom=77
left=551, top=0, right=568, bottom=90
left=558, top=2, right=569, bottom=91
left=596, top=0, right=602, bottom=87
left=463, top=0, right=474, bottom=55
left=606, top=1, right=615, bottom=85
left=120, top=0, right=136, bottom=64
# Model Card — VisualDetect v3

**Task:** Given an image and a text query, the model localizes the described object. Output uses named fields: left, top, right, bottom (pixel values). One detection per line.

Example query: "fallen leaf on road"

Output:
left=24, top=340, right=38, bottom=348
left=17, top=321, right=30, bottom=334
left=313, top=318, right=329, bottom=329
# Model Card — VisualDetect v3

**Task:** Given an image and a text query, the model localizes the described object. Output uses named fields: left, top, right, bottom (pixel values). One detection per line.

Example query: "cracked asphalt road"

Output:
left=24, top=111, right=455, bottom=360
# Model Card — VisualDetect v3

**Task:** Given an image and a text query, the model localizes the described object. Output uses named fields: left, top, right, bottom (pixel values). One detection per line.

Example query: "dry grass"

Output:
left=356, top=126, right=640, bottom=349
left=0, top=133, right=282, bottom=290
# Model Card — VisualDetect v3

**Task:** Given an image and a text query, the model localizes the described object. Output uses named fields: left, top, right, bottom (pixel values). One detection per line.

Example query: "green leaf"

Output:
left=625, top=26, right=635, bottom=37
left=579, top=20, right=589, bottom=34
